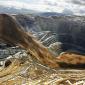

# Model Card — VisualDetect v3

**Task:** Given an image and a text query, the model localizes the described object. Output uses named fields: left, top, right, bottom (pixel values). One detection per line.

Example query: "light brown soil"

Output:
left=0, top=52, right=85, bottom=85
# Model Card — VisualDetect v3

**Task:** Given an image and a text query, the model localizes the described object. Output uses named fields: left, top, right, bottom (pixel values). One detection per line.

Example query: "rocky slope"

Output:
left=1, top=14, right=85, bottom=58
left=15, top=15, right=85, bottom=55
left=0, top=51, right=85, bottom=85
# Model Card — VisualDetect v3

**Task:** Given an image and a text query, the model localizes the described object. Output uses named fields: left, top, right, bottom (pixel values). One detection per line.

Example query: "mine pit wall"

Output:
left=15, top=15, right=85, bottom=55
left=1, top=15, right=85, bottom=59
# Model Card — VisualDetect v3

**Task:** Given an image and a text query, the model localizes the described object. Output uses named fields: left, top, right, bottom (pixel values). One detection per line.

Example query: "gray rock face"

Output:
left=35, top=16, right=85, bottom=54
left=0, top=47, right=25, bottom=59
left=15, top=15, right=85, bottom=55
left=14, top=14, right=41, bottom=32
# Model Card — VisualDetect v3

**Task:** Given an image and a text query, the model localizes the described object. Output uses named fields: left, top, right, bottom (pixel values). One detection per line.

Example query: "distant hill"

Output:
left=0, top=5, right=73, bottom=16
left=38, top=12, right=66, bottom=17
left=0, top=5, right=37, bottom=14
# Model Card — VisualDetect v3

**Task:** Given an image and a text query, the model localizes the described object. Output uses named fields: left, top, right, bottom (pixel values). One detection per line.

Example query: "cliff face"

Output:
left=15, top=15, right=85, bottom=54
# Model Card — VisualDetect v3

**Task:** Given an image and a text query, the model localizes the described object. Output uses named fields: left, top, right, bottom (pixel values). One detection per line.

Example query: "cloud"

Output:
left=62, top=8, right=73, bottom=15
left=0, top=1, right=24, bottom=8
left=67, top=0, right=85, bottom=5
left=0, top=0, right=85, bottom=15
left=0, top=0, right=64, bottom=12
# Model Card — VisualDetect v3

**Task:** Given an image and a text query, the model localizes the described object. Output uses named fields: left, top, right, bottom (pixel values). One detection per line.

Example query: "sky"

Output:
left=0, top=0, right=85, bottom=15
